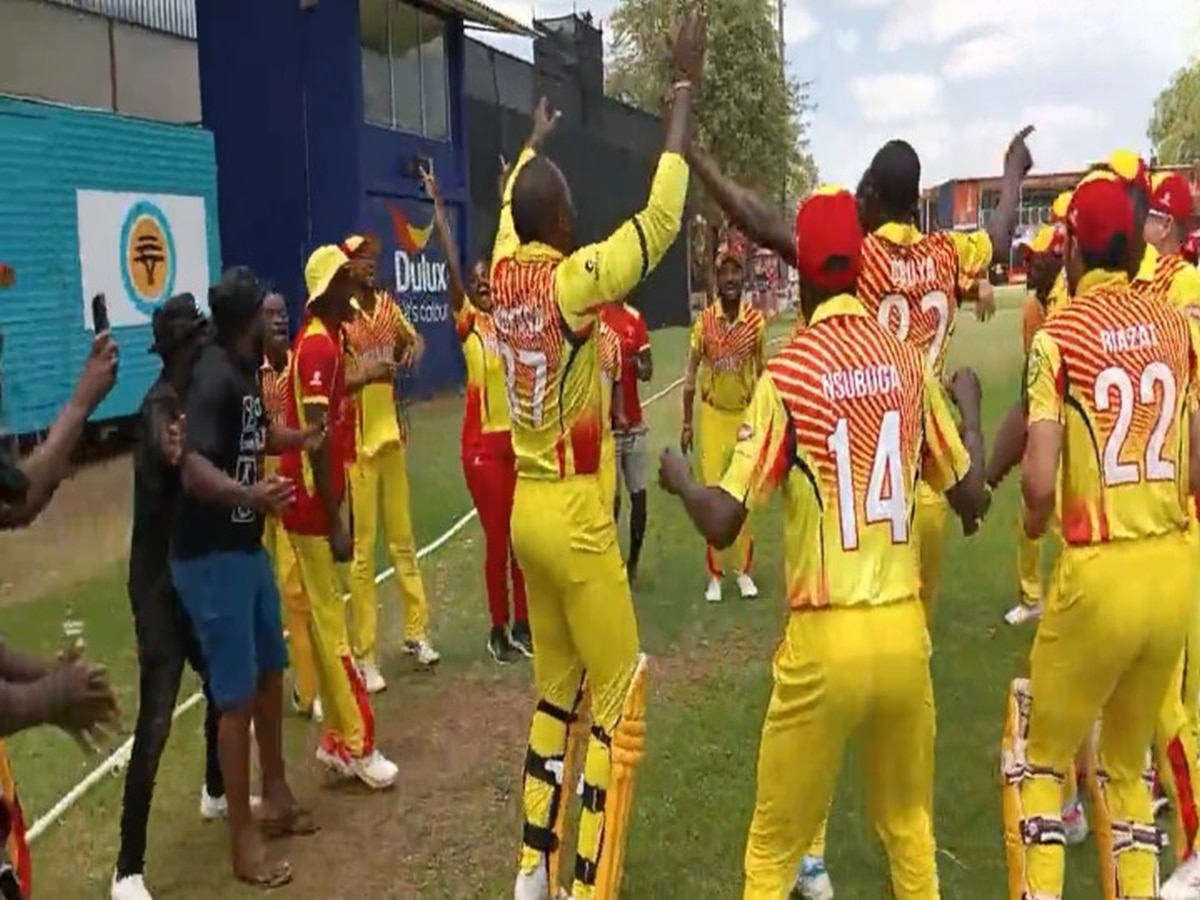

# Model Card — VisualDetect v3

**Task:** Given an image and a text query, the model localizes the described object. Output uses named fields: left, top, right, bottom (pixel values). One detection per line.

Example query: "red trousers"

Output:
left=462, top=432, right=528, bottom=628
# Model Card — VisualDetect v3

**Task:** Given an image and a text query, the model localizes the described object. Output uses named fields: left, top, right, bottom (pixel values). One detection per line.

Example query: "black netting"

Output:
left=464, top=29, right=690, bottom=330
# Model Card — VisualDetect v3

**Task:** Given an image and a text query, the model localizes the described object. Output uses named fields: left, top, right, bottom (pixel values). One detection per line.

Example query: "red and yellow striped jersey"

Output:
left=689, top=299, right=766, bottom=411
left=599, top=320, right=622, bottom=439
left=719, top=294, right=970, bottom=610
left=1133, top=247, right=1200, bottom=317
left=455, top=303, right=510, bottom=444
left=858, top=223, right=992, bottom=377
left=489, top=146, right=688, bottom=481
left=260, top=352, right=291, bottom=467
left=1026, top=269, right=1199, bottom=545
left=344, top=291, right=417, bottom=456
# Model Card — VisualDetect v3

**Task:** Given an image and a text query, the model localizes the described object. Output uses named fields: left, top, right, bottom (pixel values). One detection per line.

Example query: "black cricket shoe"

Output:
left=510, top=620, right=534, bottom=658
left=488, top=626, right=522, bottom=663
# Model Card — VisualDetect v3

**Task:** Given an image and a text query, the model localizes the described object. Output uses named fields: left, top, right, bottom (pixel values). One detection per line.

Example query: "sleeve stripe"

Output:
left=632, top=214, right=649, bottom=282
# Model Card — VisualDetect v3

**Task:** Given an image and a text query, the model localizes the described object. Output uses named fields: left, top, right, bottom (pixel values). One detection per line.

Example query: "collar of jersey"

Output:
left=1076, top=269, right=1130, bottom=295
left=714, top=298, right=748, bottom=322
left=514, top=242, right=564, bottom=262
left=808, top=293, right=866, bottom=326
left=1136, top=244, right=1159, bottom=282
left=874, top=221, right=923, bottom=246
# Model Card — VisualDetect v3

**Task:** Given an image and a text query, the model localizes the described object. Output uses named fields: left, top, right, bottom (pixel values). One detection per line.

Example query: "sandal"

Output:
left=260, top=805, right=321, bottom=840
left=235, top=859, right=293, bottom=890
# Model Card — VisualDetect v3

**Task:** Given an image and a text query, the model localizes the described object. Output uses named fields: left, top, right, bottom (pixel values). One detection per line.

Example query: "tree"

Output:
left=607, top=0, right=817, bottom=212
left=1148, top=60, right=1200, bottom=165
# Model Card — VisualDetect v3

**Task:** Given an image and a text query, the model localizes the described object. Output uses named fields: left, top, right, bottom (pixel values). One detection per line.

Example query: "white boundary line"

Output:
left=27, top=373, right=691, bottom=844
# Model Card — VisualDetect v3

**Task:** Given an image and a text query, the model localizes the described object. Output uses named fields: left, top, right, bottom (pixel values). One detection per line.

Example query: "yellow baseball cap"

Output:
left=304, top=245, right=352, bottom=307
left=1024, top=224, right=1061, bottom=255
left=1051, top=191, right=1073, bottom=223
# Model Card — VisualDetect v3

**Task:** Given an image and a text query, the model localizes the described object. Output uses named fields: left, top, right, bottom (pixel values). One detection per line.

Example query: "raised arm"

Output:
left=421, top=165, right=471, bottom=318
left=985, top=125, right=1035, bottom=268
left=686, top=146, right=797, bottom=268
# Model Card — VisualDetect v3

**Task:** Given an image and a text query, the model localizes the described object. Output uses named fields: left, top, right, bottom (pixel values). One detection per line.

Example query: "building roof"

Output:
left=40, top=0, right=536, bottom=40
left=922, top=162, right=1197, bottom=198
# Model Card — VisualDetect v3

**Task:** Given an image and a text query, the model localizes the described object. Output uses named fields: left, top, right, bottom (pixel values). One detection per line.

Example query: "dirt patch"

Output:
left=273, top=624, right=772, bottom=899
left=0, top=453, right=133, bottom=604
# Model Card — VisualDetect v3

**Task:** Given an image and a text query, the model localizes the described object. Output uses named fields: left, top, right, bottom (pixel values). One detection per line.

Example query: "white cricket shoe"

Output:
left=316, top=737, right=352, bottom=778
left=199, top=785, right=260, bottom=821
left=360, top=660, right=387, bottom=694
left=1063, top=798, right=1089, bottom=845
left=705, top=576, right=723, bottom=603
left=514, top=859, right=551, bottom=900
left=348, top=749, right=399, bottom=790
left=1004, top=601, right=1043, bottom=626
left=792, top=855, right=834, bottom=900
left=404, top=639, right=442, bottom=667
left=1163, top=851, right=1200, bottom=899
left=111, top=873, right=153, bottom=900
left=736, top=572, right=760, bottom=599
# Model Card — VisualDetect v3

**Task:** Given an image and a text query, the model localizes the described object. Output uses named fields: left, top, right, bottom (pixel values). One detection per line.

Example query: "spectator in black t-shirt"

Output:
left=172, top=268, right=318, bottom=889
left=112, top=295, right=233, bottom=900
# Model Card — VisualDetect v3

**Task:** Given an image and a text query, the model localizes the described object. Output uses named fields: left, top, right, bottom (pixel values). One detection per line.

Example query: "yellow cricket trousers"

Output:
left=348, top=441, right=430, bottom=663
left=1013, top=533, right=1192, bottom=899
left=262, top=511, right=318, bottom=709
left=746, top=599, right=938, bottom=900
left=1016, top=507, right=1044, bottom=605
left=1153, top=522, right=1200, bottom=861
left=512, top=476, right=643, bottom=900
left=600, top=435, right=616, bottom=517
left=290, top=533, right=374, bottom=756
left=698, top=401, right=753, bottom=576
left=911, top=483, right=948, bottom=622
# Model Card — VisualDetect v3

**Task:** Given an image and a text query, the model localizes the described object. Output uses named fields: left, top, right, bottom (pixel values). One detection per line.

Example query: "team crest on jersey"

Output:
left=737, top=423, right=754, bottom=442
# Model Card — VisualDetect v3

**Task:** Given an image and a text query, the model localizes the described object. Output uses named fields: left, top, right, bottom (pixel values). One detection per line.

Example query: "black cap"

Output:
left=148, top=293, right=207, bottom=357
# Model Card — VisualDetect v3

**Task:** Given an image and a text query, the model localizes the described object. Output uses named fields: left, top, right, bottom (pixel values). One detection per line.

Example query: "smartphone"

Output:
left=91, top=293, right=109, bottom=333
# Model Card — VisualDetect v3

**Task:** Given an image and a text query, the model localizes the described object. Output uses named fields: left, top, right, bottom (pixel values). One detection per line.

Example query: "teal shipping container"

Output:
left=0, top=94, right=220, bottom=435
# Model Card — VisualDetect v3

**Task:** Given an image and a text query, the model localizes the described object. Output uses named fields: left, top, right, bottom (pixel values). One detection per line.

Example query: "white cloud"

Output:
left=849, top=73, right=943, bottom=123
left=782, top=2, right=820, bottom=46
left=833, top=29, right=860, bottom=56
left=942, top=33, right=1018, bottom=81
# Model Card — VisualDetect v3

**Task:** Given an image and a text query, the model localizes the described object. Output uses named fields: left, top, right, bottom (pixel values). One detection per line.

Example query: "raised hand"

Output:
left=497, top=154, right=512, bottom=200
left=1004, top=125, right=1035, bottom=178
left=419, top=163, right=440, bottom=204
left=670, top=11, right=707, bottom=87
left=529, top=96, right=560, bottom=148
left=74, top=332, right=119, bottom=413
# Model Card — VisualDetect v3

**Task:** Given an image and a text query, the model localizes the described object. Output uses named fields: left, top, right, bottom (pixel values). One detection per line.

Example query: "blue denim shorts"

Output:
left=171, top=548, right=287, bottom=710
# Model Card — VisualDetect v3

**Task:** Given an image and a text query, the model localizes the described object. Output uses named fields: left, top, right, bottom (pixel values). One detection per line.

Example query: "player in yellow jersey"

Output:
left=1002, top=175, right=1200, bottom=900
left=259, top=292, right=321, bottom=722
left=342, top=235, right=441, bottom=690
left=1004, top=225, right=1065, bottom=628
left=493, top=17, right=703, bottom=899
left=682, top=245, right=765, bottom=603
left=422, top=165, right=533, bottom=662
left=1142, top=172, right=1200, bottom=312
left=660, top=186, right=987, bottom=900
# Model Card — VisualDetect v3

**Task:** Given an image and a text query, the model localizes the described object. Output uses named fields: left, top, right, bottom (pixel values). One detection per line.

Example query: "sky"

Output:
left=471, top=0, right=1199, bottom=188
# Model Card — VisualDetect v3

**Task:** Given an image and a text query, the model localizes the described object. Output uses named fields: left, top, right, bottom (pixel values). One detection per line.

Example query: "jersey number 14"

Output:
left=827, top=410, right=908, bottom=551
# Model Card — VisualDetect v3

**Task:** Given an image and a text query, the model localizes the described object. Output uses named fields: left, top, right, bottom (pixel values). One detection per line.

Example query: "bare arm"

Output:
left=681, top=347, right=700, bottom=439
left=636, top=348, right=654, bottom=382
left=986, top=401, right=1028, bottom=489
left=674, top=479, right=747, bottom=549
left=0, top=642, right=53, bottom=683
left=985, top=126, right=1035, bottom=269
left=303, top=403, right=341, bottom=524
left=180, top=452, right=253, bottom=508
left=686, top=146, right=797, bottom=268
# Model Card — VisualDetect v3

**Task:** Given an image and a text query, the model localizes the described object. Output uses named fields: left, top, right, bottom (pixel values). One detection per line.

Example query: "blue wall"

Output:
left=0, top=96, right=220, bottom=435
left=197, top=0, right=469, bottom=396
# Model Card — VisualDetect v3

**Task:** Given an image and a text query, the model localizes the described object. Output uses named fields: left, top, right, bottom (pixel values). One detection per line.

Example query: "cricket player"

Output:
left=681, top=246, right=765, bottom=604
left=343, top=235, right=440, bottom=692
left=659, top=186, right=986, bottom=900
left=1004, top=224, right=1065, bottom=628
left=493, top=15, right=702, bottom=896
left=420, top=165, right=532, bottom=662
left=1003, top=174, right=1200, bottom=900
left=685, top=126, right=1032, bottom=897
left=281, top=245, right=399, bottom=790
left=602, top=301, right=654, bottom=582
left=260, top=292, right=321, bottom=721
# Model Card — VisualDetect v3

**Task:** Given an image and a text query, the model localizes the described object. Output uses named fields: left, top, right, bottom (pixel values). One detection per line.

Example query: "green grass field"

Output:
left=6, top=287, right=1130, bottom=898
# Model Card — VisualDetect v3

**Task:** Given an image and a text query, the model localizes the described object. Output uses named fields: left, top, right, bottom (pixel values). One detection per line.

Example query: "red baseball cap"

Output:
left=1066, top=177, right=1134, bottom=257
left=794, top=186, right=863, bottom=292
left=1150, top=172, right=1195, bottom=223
left=1184, top=231, right=1200, bottom=266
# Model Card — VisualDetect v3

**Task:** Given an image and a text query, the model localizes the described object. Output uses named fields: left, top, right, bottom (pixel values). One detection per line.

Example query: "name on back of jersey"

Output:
left=492, top=304, right=545, bottom=340
left=821, top=364, right=901, bottom=402
left=891, top=256, right=937, bottom=289
left=1099, top=322, right=1158, bottom=355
